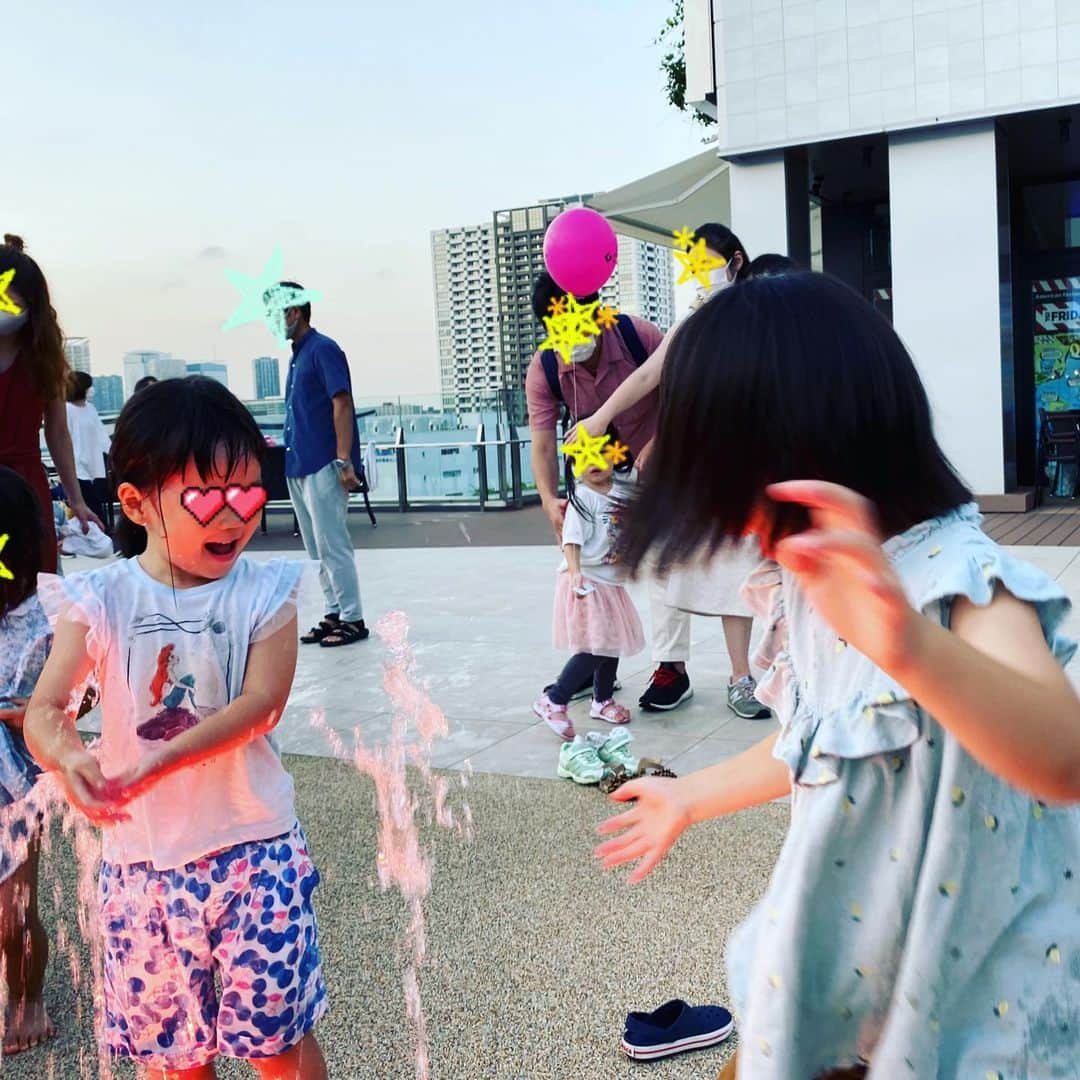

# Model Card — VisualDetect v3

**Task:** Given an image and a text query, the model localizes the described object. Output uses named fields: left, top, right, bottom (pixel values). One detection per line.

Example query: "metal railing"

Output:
left=44, top=424, right=545, bottom=516
left=368, top=424, right=538, bottom=511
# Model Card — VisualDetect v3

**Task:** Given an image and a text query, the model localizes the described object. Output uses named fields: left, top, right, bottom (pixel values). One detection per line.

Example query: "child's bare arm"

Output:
left=112, top=615, right=298, bottom=802
left=678, top=731, right=789, bottom=823
left=0, top=700, right=28, bottom=728
left=25, top=620, right=121, bottom=823
left=563, top=542, right=582, bottom=575
left=898, top=587, right=1080, bottom=803
left=595, top=732, right=788, bottom=882
left=582, top=336, right=670, bottom=438
left=25, top=621, right=96, bottom=771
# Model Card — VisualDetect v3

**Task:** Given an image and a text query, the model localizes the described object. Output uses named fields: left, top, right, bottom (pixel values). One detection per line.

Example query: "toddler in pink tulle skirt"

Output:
left=533, top=463, right=644, bottom=740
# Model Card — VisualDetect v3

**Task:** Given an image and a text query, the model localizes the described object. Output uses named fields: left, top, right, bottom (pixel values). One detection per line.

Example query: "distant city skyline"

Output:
left=63, top=337, right=91, bottom=375
left=9, top=1, right=703, bottom=404
left=187, top=361, right=229, bottom=387
left=253, top=356, right=281, bottom=400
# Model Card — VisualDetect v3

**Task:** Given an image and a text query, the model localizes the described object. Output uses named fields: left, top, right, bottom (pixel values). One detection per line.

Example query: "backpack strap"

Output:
left=540, top=349, right=564, bottom=407
left=615, top=314, right=648, bottom=367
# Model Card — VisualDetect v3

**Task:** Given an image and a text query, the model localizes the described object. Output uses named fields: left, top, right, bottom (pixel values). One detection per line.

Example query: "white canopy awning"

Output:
left=586, top=149, right=730, bottom=246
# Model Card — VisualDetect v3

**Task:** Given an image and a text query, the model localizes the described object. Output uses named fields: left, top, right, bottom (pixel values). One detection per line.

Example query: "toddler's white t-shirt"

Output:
left=559, top=482, right=632, bottom=586
left=39, top=556, right=303, bottom=870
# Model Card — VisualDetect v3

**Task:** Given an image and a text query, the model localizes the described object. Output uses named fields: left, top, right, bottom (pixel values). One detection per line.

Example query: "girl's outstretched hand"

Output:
left=766, top=481, right=920, bottom=674
left=594, top=776, right=692, bottom=884
left=58, top=748, right=130, bottom=826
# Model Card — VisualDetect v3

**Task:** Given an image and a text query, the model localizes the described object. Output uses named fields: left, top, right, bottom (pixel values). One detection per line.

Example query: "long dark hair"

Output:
left=693, top=223, right=751, bottom=282
left=619, top=272, right=972, bottom=575
left=0, top=235, right=69, bottom=402
left=0, top=467, right=45, bottom=619
left=109, top=377, right=266, bottom=558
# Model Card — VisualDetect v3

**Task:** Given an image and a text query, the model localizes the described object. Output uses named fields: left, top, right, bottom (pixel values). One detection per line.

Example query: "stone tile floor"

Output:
left=64, top=541, right=1080, bottom=784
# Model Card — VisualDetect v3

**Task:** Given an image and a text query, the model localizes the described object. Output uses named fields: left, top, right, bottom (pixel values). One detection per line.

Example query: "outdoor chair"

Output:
left=260, top=445, right=377, bottom=535
left=1037, top=408, right=1080, bottom=503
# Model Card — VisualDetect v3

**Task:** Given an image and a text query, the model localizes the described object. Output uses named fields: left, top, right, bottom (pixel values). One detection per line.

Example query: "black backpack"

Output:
left=540, top=314, right=649, bottom=430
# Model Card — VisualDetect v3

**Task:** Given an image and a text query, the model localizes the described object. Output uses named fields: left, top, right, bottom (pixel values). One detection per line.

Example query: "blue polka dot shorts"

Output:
left=99, top=822, right=328, bottom=1070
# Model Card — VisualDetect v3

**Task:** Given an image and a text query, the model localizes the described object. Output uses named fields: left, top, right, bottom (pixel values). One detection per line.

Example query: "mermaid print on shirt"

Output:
left=125, top=609, right=232, bottom=743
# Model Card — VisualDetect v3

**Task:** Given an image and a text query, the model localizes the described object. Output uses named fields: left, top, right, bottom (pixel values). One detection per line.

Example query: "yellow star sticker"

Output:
left=672, top=226, right=695, bottom=250
left=0, top=271, right=22, bottom=316
left=0, top=534, right=13, bottom=581
left=674, top=238, right=727, bottom=289
left=595, top=304, right=619, bottom=330
left=603, top=440, right=629, bottom=466
left=540, top=293, right=602, bottom=364
left=560, top=427, right=611, bottom=477
left=547, top=295, right=568, bottom=317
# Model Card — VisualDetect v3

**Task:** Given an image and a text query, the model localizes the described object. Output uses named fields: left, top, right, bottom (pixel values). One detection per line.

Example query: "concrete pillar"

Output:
left=728, top=152, right=788, bottom=257
left=889, top=122, right=1006, bottom=496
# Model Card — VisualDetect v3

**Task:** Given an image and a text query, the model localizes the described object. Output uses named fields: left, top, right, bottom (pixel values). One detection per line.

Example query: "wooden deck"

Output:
left=982, top=503, right=1080, bottom=546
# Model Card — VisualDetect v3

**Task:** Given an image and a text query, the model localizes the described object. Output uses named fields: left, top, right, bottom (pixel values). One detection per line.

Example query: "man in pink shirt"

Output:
left=525, top=271, right=693, bottom=712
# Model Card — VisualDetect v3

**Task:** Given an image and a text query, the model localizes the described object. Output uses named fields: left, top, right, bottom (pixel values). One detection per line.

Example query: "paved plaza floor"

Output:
left=22, top=530, right=1080, bottom=1078
left=67, top=534, right=1080, bottom=785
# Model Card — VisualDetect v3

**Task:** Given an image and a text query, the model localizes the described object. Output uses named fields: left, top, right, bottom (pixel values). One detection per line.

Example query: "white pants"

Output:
left=647, top=568, right=691, bottom=664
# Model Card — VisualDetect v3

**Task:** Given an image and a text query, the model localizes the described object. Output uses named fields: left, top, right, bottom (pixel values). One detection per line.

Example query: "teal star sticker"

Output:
left=222, top=249, right=323, bottom=346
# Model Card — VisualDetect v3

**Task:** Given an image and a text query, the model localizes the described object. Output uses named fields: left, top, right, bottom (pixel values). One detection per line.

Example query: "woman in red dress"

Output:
left=0, top=235, right=102, bottom=573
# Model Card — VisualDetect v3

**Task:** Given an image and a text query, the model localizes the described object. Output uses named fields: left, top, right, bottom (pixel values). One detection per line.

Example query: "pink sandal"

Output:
left=533, top=694, right=575, bottom=741
left=591, top=699, right=631, bottom=725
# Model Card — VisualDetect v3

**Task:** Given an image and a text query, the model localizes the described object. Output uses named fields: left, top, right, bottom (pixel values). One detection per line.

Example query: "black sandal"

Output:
left=598, top=759, right=678, bottom=795
left=318, top=619, right=370, bottom=647
left=300, top=614, right=340, bottom=644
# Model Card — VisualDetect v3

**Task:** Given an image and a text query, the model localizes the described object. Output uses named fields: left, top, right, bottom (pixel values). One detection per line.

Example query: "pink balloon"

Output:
left=543, top=208, right=618, bottom=297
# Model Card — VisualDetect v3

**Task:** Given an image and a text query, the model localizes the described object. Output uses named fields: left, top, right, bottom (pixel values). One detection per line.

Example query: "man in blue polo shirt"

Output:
left=280, top=282, right=368, bottom=647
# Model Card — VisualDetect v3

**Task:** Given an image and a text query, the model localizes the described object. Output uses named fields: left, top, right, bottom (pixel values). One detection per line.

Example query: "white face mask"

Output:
left=0, top=310, right=28, bottom=337
left=86, top=386, right=95, bottom=401
left=704, top=265, right=733, bottom=295
left=568, top=340, right=597, bottom=365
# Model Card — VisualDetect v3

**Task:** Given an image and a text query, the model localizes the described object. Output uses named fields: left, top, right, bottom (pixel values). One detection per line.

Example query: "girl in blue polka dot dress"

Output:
left=599, top=274, right=1080, bottom=1079
left=25, top=379, right=328, bottom=1079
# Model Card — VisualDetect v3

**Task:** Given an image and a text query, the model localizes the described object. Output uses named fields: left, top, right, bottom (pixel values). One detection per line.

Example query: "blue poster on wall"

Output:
left=1033, top=278, right=1080, bottom=495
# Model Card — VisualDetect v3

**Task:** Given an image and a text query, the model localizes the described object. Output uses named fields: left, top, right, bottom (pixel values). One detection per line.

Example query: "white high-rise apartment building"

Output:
left=123, top=351, right=185, bottom=396
left=601, top=235, right=675, bottom=333
left=431, top=224, right=500, bottom=414
left=63, top=337, right=91, bottom=374
left=433, top=206, right=676, bottom=419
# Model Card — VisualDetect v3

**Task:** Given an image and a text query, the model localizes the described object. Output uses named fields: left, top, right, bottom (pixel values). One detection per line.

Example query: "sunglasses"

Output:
left=181, top=485, right=268, bottom=525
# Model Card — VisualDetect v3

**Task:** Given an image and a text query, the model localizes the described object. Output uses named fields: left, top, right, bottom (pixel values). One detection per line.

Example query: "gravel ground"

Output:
left=6, top=756, right=787, bottom=1080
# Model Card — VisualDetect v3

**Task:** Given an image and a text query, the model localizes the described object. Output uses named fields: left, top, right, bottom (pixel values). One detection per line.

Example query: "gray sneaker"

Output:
left=727, top=675, right=771, bottom=719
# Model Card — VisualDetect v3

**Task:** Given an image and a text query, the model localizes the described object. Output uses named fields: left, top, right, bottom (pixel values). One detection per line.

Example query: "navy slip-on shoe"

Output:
left=622, top=998, right=734, bottom=1061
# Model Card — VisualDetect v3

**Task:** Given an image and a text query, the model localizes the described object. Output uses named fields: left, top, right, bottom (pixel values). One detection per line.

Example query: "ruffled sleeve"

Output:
left=35, top=571, right=108, bottom=666
left=758, top=520, right=1077, bottom=787
left=740, top=559, right=914, bottom=786
left=250, top=559, right=306, bottom=643
left=915, top=542, right=1076, bottom=669
left=741, top=560, right=799, bottom=725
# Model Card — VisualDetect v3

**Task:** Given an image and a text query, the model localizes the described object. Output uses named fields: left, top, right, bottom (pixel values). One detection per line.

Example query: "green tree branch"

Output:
left=656, top=0, right=715, bottom=126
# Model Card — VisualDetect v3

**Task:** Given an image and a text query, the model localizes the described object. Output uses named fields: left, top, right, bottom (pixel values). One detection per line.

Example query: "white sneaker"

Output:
left=532, top=693, right=575, bottom=741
